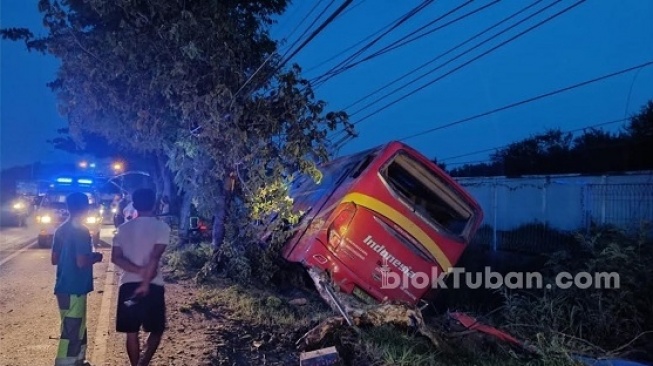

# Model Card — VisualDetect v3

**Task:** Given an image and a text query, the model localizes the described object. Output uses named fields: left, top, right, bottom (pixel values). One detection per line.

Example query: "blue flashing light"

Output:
left=78, top=178, right=93, bottom=185
left=57, top=177, right=73, bottom=183
left=89, top=163, right=96, bottom=168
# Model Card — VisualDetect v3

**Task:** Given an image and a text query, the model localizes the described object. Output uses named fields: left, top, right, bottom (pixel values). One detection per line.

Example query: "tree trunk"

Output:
left=157, top=154, right=172, bottom=198
left=179, top=190, right=192, bottom=234
left=212, top=173, right=235, bottom=261
left=156, top=153, right=177, bottom=213
left=151, top=159, right=163, bottom=200
left=211, top=189, right=226, bottom=249
left=211, top=173, right=235, bottom=249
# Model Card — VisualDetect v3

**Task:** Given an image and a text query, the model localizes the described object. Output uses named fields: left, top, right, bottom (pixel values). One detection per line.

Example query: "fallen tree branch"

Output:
left=298, top=267, right=449, bottom=352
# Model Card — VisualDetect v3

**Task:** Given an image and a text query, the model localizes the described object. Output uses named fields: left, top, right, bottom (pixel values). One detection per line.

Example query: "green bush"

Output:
left=164, top=242, right=214, bottom=275
left=500, top=225, right=653, bottom=360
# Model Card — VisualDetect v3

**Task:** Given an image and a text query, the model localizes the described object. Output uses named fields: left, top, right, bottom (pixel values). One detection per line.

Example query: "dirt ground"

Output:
left=104, top=276, right=219, bottom=365
left=103, top=269, right=321, bottom=366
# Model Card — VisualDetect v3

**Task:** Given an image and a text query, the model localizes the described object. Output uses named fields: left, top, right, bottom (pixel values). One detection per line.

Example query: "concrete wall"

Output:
left=455, top=171, right=653, bottom=232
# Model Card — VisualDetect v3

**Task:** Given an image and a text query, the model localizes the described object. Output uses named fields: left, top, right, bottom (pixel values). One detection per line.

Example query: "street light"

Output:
left=79, top=161, right=88, bottom=169
left=113, top=162, right=124, bottom=172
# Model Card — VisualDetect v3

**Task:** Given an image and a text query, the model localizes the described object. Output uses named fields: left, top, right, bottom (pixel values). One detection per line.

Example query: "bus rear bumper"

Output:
left=291, top=239, right=393, bottom=305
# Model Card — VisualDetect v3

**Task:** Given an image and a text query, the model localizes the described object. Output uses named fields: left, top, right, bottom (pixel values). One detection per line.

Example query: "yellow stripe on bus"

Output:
left=341, top=192, right=453, bottom=271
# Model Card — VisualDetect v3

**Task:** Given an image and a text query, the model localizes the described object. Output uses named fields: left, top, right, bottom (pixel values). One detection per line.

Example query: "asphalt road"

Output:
left=0, top=226, right=38, bottom=264
left=0, top=225, right=116, bottom=366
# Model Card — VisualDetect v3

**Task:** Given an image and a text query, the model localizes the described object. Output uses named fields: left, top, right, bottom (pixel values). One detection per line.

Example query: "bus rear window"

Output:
left=381, top=153, right=474, bottom=237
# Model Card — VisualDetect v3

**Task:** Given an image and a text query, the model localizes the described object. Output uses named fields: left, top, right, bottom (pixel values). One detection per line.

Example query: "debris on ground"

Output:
left=299, top=346, right=341, bottom=366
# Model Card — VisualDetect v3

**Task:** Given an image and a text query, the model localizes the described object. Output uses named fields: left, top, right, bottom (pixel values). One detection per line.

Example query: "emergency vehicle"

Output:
left=35, top=177, right=104, bottom=247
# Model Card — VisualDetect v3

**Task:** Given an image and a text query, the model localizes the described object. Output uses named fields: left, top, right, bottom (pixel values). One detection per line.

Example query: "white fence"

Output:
left=455, top=171, right=653, bottom=252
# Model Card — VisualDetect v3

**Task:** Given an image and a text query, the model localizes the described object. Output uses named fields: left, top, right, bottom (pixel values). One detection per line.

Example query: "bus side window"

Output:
left=350, top=154, right=374, bottom=179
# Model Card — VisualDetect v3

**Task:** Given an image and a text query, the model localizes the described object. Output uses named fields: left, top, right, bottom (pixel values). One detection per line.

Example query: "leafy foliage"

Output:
left=500, top=225, right=653, bottom=360
left=165, top=242, right=214, bottom=277
left=2, top=0, right=354, bottom=278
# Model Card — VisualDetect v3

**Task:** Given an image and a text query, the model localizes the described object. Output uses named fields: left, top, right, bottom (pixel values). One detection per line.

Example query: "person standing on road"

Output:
left=159, top=195, right=170, bottom=216
left=123, top=198, right=138, bottom=222
left=111, top=188, right=170, bottom=366
left=51, top=192, right=104, bottom=366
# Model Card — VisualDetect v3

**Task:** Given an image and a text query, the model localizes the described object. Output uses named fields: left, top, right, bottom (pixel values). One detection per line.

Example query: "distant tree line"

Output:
left=437, top=101, right=653, bottom=177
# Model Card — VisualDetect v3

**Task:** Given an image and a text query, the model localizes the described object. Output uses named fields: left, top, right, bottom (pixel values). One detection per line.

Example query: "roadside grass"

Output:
left=357, top=326, right=582, bottom=366
left=189, top=284, right=333, bottom=328
left=163, top=252, right=582, bottom=366
left=161, top=224, right=652, bottom=365
left=163, top=241, right=213, bottom=279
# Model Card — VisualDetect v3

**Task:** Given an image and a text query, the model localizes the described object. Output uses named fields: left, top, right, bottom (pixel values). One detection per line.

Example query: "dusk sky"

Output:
left=1, top=0, right=652, bottom=170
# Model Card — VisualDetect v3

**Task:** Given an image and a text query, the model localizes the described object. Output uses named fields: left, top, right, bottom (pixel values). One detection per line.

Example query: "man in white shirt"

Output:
left=111, top=188, right=170, bottom=366
left=123, top=200, right=138, bottom=221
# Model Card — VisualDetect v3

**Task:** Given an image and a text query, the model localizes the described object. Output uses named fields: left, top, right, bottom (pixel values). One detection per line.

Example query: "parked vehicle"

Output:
left=0, top=196, right=32, bottom=227
left=98, top=200, right=114, bottom=222
left=280, top=141, right=483, bottom=306
left=187, top=216, right=211, bottom=242
left=35, top=177, right=103, bottom=247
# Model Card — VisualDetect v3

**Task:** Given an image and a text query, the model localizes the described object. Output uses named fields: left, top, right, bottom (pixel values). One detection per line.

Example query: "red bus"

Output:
left=281, top=141, right=483, bottom=306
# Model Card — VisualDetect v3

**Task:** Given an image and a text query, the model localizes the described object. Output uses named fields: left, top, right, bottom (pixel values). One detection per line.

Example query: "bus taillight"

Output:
left=327, top=203, right=357, bottom=249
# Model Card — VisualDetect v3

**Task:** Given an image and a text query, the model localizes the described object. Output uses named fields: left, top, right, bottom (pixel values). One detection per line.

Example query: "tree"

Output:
left=3, top=0, right=353, bottom=279
left=449, top=161, right=504, bottom=177
left=430, top=157, right=447, bottom=172
left=447, top=100, right=653, bottom=178
left=624, top=101, right=653, bottom=171
left=569, top=128, right=627, bottom=174
left=491, top=129, right=573, bottom=176
left=625, top=101, right=653, bottom=139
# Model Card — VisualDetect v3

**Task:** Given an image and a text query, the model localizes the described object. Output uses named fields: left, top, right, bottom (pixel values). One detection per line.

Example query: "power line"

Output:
left=232, top=0, right=334, bottom=102
left=231, top=0, right=352, bottom=104
left=396, top=59, right=653, bottom=143
left=275, top=1, right=316, bottom=45
left=310, top=0, right=436, bottom=87
left=304, top=0, right=425, bottom=75
left=230, top=0, right=328, bottom=103
left=440, top=117, right=630, bottom=162
left=339, top=0, right=367, bottom=18
left=312, top=0, right=435, bottom=84
left=279, top=0, right=337, bottom=63
left=356, top=1, right=500, bottom=63
left=281, top=0, right=354, bottom=64
left=318, top=0, right=500, bottom=85
left=351, top=0, right=586, bottom=129
left=446, top=159, right=494, bottom=167
left=340, top=0, right=547, bottom=113
left=329, top=0, right=574, bottom=145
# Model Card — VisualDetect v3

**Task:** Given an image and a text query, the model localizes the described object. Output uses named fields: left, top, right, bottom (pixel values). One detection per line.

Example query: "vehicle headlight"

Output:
left=40, top=215, right=52, bottom=224
left=86, top=217, right=98, bottom=224
left=12, top=202, right=24, bottom=210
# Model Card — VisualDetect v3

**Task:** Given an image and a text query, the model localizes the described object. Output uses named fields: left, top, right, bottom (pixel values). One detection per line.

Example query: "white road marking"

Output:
left=0, top=233, right=35, bottom=249
left=0, top=240, right=37, bottom=267
left=90, top=261, right=117, bottom=365
left=89, top=263, right=116, bottom=365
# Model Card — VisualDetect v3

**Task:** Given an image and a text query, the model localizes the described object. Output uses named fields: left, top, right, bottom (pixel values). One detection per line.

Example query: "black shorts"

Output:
left=116, top=283, right=166, bottom=334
